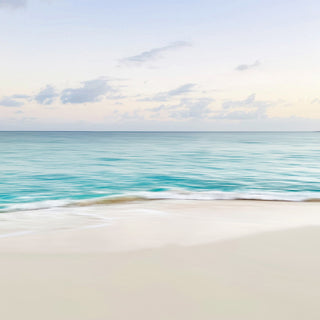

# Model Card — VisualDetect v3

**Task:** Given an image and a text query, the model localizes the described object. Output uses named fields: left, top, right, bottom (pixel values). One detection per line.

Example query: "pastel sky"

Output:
left=0, top=0, right=319, bottom=130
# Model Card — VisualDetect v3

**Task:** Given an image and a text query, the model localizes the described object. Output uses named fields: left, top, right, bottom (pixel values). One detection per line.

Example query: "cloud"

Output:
left=0, top=78, right=121, bottom=107
left=121, top=110, right=145, bottom=121
left=11, top=94, right=30, bottom=99
left=0, top=93, right=30, bottom=107
left=214, top=109, right=266, bottom=120
left=0, top=0, right=26, bottom=8
left=222, top=94, right=257, bottom=109
left=149, top=97, right=214, bottom=119
left=120, top=41, right=191, bottom=66
left=60, top=78, right=113, bottom=104
left=146, top=94, right=277, bottom=121
left=235, top=60, right=260, bottom=71
left=141, top=83, right=196, bottom=102
left=171, top=98, right=214, bottom=119
left=0, top=97, right=24, bottom=107
left=34, top=85, right=59, bottom=105
left=213, top=94, right=272, bottom=120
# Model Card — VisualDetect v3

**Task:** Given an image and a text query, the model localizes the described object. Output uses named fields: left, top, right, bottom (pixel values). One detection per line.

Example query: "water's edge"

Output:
left=2, top=191, right=320, bottom=214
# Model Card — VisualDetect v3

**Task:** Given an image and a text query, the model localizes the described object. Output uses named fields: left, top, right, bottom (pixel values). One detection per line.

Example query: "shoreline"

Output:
left=3, top=192, right=320, bottom=214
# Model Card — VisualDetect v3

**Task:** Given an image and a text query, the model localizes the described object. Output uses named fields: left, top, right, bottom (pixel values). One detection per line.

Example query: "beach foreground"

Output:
left=0, top=200, right=320, bottom=319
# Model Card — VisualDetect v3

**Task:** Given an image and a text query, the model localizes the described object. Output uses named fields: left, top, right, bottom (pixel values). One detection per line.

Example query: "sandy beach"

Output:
left=0, top=200, right=320, bottom=319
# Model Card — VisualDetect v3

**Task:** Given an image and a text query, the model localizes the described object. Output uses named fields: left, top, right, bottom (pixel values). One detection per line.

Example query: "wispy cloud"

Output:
left=144, top=94, right=277, bottom=121
left=213, top=94, right=272, bottom=120
left=0, top=97, right=25, bottom=107
left=235, top=60, right=261, bottom=71
left=0, top=93, right=30, bottom=107
left=120, top=41, right=192, bottom=66
left=148, top=97, right=214, bottom=119
left=171, top=98, right=214, bottom=119
left=0, top=78, right=122, bottom=107
left=60, top=78, right=114, bottom=104
left=141, top=83, right=196, bottom=102
left=120, top=110, right=145, bottom=121
left=0, top=0, right=26, bottom=9
left=222, top=94, right=256, bottom=109
left=35, top=85, right=59, bottom=105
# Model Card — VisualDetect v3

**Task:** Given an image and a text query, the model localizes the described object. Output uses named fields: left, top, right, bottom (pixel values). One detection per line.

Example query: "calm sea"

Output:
left=0, top=131, right=319, bottom=212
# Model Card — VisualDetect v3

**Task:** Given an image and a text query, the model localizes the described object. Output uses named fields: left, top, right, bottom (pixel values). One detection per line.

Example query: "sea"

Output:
left=0, top=131, right=319, bottom=215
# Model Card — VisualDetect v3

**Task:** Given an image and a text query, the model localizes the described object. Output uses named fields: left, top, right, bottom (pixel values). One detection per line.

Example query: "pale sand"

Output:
left=0, top=200, right=320, bottom=319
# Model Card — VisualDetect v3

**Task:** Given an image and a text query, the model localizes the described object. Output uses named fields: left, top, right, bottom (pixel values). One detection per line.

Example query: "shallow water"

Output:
left=0, top=131, right=319, bottom=212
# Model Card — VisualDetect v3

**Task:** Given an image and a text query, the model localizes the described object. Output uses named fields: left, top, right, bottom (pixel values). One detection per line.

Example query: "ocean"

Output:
left=0, top=131, right=319, bottom=213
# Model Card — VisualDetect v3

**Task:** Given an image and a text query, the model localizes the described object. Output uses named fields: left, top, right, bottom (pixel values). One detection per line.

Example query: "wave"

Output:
left=1, top=190, right=320, bottom=213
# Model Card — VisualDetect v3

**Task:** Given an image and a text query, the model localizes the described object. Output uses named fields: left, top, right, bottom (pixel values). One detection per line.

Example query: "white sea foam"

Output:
left=136, top=190, right=320, bottom=202
left=2, top=190, right=320, bottom=214
left=3, top=199, right=74, bottom=212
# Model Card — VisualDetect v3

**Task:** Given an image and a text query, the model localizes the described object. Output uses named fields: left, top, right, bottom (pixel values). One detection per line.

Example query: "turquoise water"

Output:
left=0, top=132, right=319, bottom=212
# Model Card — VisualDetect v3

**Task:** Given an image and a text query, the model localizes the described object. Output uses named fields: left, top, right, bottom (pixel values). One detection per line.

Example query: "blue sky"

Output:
left=0, top=0, right=319, bottom=130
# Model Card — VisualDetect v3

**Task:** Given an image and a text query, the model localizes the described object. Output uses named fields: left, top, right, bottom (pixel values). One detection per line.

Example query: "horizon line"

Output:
left=0, top=130, right=318, bottom=133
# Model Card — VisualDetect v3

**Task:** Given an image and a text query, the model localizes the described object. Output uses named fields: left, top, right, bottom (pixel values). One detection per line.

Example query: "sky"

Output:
left=0, top=0, right=319, bottom=131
